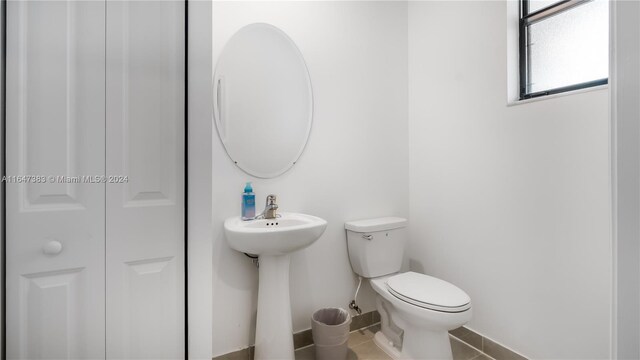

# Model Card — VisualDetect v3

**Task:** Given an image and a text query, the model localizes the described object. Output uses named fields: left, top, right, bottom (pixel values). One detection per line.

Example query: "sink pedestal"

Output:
left=255, top=254, right=295, bottom=360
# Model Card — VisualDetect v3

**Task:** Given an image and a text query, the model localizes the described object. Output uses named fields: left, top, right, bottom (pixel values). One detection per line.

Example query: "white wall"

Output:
left=211, top=2, right=409, bottom=356
left=408, top=1, right=611, bottom=359
left=610, top=0, right=640, bottom=358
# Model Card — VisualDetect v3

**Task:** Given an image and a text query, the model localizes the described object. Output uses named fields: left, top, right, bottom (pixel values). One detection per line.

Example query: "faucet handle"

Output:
left=263, top=195, right=279, bottom=219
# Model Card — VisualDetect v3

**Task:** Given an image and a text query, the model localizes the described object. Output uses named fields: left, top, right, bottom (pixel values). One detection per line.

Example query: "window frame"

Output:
left=519, top=0, right=608, bottom=100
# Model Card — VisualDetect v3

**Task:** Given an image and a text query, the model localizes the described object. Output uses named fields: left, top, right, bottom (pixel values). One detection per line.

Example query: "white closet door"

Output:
left=105, top=1, right=185, bottom=358
left=5, top=1, right=106, bottom=359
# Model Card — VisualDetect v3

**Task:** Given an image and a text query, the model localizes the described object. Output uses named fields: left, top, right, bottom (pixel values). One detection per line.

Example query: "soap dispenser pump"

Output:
left=241, top=182, right=256, bottom=220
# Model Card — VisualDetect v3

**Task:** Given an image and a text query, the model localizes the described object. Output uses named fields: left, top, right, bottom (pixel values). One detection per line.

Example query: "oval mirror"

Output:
left=213, top=23, right=313, bottom=178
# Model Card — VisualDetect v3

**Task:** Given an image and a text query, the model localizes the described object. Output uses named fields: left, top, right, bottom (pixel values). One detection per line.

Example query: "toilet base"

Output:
left=401, top=326, right=452, bottom=360
left=373, top=331, right=401, bottom=359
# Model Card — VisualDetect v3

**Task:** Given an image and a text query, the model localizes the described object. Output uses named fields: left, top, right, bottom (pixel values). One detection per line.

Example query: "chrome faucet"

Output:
left=263, top=194, right=279, bottom=219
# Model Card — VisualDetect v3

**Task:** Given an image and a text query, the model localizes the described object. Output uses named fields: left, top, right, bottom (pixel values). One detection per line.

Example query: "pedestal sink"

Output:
left=224, top=213, right=327, bottom=360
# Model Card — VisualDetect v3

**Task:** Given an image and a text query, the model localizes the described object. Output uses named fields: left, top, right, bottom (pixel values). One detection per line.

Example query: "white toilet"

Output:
left=345, top=217, right=472, bottom=360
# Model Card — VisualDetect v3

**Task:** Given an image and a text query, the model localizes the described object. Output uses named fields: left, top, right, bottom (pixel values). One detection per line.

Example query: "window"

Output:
left=519, top=0, right=608, bottom=99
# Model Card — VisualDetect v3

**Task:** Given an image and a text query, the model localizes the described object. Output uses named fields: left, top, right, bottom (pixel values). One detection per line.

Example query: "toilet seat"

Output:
left=386, top=272, right=471, bottom=313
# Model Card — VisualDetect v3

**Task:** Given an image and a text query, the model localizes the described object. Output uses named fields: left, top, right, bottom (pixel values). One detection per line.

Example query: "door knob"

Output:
left=43, top=240, right=63, bottom=255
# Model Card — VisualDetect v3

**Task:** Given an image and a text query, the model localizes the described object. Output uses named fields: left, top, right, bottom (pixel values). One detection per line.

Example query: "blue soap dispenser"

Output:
left=241, top=182, right=256, bottom=220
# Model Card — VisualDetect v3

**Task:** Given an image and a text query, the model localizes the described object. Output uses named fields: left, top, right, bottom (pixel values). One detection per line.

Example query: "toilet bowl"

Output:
left=345, top=217, right=472, bottom=360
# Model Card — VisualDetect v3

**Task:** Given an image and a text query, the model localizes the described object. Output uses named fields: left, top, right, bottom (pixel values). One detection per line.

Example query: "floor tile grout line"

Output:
left=469, top=353, right=497, bottom=360
left=351, top=321, right=381, bottom=333
left=296, top=344, right=314, bottom=351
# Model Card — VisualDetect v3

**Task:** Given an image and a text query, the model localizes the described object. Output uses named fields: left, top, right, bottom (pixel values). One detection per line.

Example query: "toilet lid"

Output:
left=386, top=272, right=471, bottom=313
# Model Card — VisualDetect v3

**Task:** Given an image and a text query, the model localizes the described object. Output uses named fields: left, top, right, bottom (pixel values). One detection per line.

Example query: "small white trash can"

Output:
left=311, top=308, right=352, bottom=360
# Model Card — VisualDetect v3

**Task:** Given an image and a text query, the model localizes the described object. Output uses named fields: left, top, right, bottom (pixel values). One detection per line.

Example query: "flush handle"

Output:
left=362, top=234, right=373, bottom=240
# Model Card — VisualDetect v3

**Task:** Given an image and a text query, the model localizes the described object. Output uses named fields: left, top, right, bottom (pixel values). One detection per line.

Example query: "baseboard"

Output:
left=212, top=315, right=527, bottom=360
left=212, top=311, right=379, bottom=360
left=449, top=326, right=528, bottom=360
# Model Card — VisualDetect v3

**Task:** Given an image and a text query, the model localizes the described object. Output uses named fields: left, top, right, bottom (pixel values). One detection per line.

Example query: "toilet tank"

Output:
left=345, top=217, right=408, bottom=278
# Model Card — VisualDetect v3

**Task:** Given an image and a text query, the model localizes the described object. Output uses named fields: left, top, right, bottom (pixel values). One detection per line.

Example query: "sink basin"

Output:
left=224, top=212, right=327, bottom=360
left=224, top=212, right=327, bottom=255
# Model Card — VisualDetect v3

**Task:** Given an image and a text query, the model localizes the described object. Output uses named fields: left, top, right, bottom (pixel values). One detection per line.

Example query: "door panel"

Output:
left=105, top=1, right=185, bottom=358
left=6, top=1, right=106, bottom=359
left=19, top=268, right=85, bottom=359
left=120, top=256, right=180, bottom=358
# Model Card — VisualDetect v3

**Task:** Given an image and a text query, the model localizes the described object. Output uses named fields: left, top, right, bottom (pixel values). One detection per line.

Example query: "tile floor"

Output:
left=294, top=324, right=493, bottom=360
